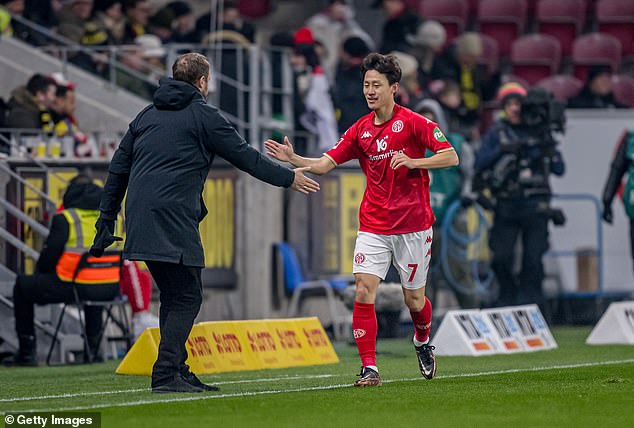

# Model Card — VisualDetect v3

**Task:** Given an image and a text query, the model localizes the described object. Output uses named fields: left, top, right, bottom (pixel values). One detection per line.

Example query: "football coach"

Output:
left=90, top=52, right=319, bottom=393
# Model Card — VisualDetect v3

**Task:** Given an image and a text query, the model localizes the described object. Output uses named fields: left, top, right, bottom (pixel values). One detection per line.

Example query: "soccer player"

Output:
left=265, top=53, right=458, bottom=386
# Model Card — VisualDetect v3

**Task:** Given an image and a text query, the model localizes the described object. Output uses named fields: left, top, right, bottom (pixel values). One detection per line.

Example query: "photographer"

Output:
left=475, top=83, right=565, bottom=307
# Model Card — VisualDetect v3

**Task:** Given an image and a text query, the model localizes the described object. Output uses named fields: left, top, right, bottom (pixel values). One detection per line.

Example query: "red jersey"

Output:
left=325, top=104, right=453, bottom=235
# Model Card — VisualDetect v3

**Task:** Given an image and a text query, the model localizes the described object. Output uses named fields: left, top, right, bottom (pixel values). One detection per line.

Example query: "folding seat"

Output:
left=419, top=0, right=469, bottom=44
left=511, top=34, right=562, bottom=85
left=478, top=0, right=528, bottom=56
left=611, top=74, right=634, bottom=107
left=478, top=33, right=500, bottom=76
left=535, top=75, right=584, bottom=102
left=597, top=0, right=634, bottom=56
left=536, top=0, right=586, bottom=57
left=571, top=33, right=621, bottom=81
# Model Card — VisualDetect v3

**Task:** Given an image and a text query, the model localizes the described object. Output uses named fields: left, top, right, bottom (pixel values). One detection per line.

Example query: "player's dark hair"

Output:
left=26, top=74, right=56, bottom=97
left=172, top=52, right=210, bottom=86
left=361, top=53, right=401, bottom=85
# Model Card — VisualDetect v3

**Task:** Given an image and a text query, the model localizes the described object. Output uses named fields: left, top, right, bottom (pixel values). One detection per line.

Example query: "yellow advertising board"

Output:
left=116, top=317, right=339, bottom=376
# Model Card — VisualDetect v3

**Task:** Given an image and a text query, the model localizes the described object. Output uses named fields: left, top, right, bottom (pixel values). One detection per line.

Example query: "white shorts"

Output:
left=352, top=228, right=433, bottom=290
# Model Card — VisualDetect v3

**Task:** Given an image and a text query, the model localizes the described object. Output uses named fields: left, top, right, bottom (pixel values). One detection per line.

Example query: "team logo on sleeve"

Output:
left=392, top=120, right=404, bottom=133
left=433, top=126, right=447, bottom=142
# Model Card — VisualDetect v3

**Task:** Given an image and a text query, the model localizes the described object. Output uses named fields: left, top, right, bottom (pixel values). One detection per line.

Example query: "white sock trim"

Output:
left=413, top=336, right=429, bottom=347
left=365, top=365, right=378, bottom=373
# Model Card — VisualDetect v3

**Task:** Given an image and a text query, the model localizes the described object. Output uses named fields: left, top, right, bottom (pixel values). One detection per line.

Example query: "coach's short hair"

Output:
left=361, top=53, right=402, bottom=85
left=172, top=53, right=210, bottom=86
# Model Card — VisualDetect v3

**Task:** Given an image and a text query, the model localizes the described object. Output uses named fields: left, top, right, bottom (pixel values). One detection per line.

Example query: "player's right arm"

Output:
left=264, top=136, right=336, bottom=176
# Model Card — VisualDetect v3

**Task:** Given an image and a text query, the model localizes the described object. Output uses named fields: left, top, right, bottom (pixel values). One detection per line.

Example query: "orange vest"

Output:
left=56, top=208, right=121, bottom=284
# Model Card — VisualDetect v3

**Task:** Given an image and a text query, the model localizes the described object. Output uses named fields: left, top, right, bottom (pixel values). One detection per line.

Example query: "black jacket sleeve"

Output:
left=602, top=134, right=630, bottom=206
left=36, top=214, right=69, bottom=274
left=202, top=107, right=294, bottom=188
left=99, top=128, right=134, bottom=220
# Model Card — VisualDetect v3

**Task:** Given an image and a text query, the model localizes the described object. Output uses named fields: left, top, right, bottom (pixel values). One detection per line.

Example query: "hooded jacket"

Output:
left=37, top=182, right=103, bottom=274
left=6, top=86, right=45, bottom=130
left=99, top=78, right=295, bottom=267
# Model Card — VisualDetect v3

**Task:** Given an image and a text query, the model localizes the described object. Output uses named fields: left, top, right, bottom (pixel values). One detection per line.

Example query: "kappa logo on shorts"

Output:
left=353, top=329, right=366, bottom=339
left=354, top=252, right=366, bottom=264
left=425, top=235, right=432, bottom=244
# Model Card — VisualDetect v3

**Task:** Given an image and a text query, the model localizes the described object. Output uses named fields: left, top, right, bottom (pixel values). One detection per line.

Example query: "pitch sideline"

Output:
left=3, top=358, right=634, bottom=414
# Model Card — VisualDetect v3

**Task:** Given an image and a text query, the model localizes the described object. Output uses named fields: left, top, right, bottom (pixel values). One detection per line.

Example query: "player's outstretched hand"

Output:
left=291, top=167, right=320, bottom=195
left=391, top=152, right=416, bottom=170
left=265, top=136, right=294, bottom=163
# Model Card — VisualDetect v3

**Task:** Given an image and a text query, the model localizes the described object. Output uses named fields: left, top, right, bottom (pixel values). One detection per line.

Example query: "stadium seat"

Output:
left=238, top=0, right=272, bottom=18
left=478, top=33, right=500, bottom=76
left=596, top=0, right=634, bottom=57
left=536, top=0, right=586, bottom=57
left=478, top=0, right=528, bottom=56
left=535, top=75, right=584, bottom=102
left=274, top=242, right=350, bottom=340
left=511, top=34, right=562, bottom=85
left=571, top=33, right=622, bottom=81
left=419, top=0, right=469, bottom=44
left=611, top=74, right=634, bottom=107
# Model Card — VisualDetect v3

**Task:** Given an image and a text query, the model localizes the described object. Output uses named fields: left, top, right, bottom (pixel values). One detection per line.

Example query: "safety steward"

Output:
left=3, top=175, right=120, bottom=366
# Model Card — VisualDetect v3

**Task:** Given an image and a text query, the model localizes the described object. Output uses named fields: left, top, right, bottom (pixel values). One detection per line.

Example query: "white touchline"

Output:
left=0, top=374, right=337, bottom=403
left=3, top=358, right=634, bottom=413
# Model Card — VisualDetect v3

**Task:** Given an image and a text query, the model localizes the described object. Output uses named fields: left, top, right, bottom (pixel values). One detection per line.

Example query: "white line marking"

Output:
left=0, top=374, right=336, bottom=403
left=4, top=358, right=634, bottom=413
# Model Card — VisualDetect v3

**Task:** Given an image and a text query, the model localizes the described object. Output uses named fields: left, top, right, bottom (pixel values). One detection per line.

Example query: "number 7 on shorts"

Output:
left=407, top=263, right=418, bottom=282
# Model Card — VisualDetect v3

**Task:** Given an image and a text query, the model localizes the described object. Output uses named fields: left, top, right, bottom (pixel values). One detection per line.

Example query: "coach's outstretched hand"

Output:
left=264, top=136, right=294, bottom=163
left=90, top=217, right=123, bottom=257
left=291, top=167, right=320, bottom=194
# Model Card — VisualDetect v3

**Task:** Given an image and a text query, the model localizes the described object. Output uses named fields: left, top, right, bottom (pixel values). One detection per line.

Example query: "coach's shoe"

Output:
left=2, top=335, right=38, bottom=367
left=354, top=367, right=382, bottom=387
left=182, top=369, right=220, bottom=392
left=415, top=343, right=437, bottom=379
left=152, top=373, right=205, bottom=393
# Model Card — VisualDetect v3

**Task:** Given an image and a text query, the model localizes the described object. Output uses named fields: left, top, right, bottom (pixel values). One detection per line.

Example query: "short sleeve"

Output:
left=325, top=122, right=360, bottom=165
left=416, top=116, right=453, bottom=153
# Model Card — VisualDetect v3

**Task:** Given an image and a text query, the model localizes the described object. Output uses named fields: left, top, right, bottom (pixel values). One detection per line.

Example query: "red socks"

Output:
left=352, top=301, right=377, bottom=368
left=410, top=297, right=433, bottom=344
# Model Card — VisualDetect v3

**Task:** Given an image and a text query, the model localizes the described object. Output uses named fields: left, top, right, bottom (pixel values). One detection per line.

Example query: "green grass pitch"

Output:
left=1, top=327, right=633, bottom=427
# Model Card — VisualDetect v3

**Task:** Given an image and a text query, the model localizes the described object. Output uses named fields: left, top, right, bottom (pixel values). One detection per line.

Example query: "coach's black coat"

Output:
left=99, top=77, right=294, bottom=267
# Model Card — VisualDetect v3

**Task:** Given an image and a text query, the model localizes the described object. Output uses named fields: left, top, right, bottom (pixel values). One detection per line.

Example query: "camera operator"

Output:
left=475, top=83, right=565, bottom=307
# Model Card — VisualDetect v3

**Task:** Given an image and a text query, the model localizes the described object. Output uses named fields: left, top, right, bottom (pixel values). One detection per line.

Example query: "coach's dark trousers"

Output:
left=145, top=261, right=203, bottom=387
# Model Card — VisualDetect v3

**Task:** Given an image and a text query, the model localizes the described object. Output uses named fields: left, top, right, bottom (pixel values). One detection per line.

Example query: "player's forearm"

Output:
left=415, top=149, right=459, bottom=169
left=288, top=154, right=332, bottom=175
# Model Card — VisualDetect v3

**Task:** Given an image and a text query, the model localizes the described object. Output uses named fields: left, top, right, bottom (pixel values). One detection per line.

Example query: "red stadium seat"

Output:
left=535, top=75, right=584, bottom=102
left=478, top=33, right=500, bottom=76
left=419, top=0, right=469, bottom=44
left=478, top=0, right=528, bottom=56
left=572, top=33, right=622, bottom=81
left=511, top=34, right=562, bottom=85
left=597, top=0, right=634, bottom=56
left=611, top=74, right=634, bottom=107
left=238, top=0, right=272, bottom=18
left=536, top=0, right=586, bottom=57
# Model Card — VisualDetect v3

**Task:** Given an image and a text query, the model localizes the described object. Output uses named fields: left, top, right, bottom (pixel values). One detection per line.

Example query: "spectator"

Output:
left=429, top=79, right=466, bottom=139
left=164, top=1, right=198, bottom=43
left=432, top=32, right=500, bottom=131
left=0, top=0, right=24, bottom=37
left=333, top=35, right=371, bottom=133
left=24, top=0, right=61, bottom=31
left=49, top=73, right=99, bottom=157
left=390, top=50, right=423, bottom=108
left=148, top=8, right=173, bottom=43
left=306, top=0, right=374, bottom=81
left=6, top=73, right=57, bottom=132
left=568, top=65, right=627, bottom=109
left=122, top=0, right=150, bottom=43
left=406, top=20, right=446, bottom=90
left=116, top=34, right=165, bottom=99
left=374, top=0, right=421, bottom=54
left=290, top=27, right=339, bottom=154
left=196, top=1, right=255, bottom=44
left=94, top=0, right=125, bottom=45
left=56, top=0, right=110, bottom=74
